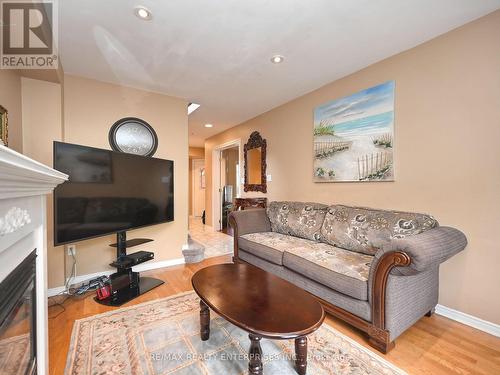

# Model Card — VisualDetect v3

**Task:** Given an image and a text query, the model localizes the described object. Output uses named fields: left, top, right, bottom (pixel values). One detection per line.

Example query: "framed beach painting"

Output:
left=313, top=81, right=395, bottom=182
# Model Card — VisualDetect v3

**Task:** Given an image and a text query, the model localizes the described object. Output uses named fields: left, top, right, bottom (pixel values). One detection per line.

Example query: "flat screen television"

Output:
left=53, top=141, right=174, bottom=245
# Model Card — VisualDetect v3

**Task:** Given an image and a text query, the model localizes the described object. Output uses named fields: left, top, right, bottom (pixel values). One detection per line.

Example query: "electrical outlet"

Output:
left=267, top=174, right=272, bottom=182
left=67, top=245, right=76, bottom=256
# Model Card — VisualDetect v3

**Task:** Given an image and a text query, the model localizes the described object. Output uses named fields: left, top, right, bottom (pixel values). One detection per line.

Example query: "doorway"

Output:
left=212, top=139, right=242, bottom=233
left=220, top=146, right=239, bottom=234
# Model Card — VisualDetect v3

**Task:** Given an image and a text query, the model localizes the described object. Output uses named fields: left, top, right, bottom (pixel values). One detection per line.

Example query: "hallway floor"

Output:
left=189, top=216, right=233, bottom=258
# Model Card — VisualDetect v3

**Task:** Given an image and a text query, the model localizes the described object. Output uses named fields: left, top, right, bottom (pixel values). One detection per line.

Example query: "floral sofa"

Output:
left=228, top=201, right=467, bottom=353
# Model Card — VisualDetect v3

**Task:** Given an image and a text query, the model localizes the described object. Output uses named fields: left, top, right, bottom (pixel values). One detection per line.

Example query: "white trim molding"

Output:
left=47, top=286, right=67, bottom=297
left=132, top=257, right=185, bottom=272
left=46, top=258, right=500, bottom=339
left=0, top=145, right=68, bottom=199
left=48, top=257, right=185, bottom=297
left=436, top=304, right=500, bottom=337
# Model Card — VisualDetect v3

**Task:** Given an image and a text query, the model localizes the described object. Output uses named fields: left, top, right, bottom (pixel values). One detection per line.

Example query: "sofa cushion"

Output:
left=239, top=232, right=318, bottom=265
left=266, top=201, right=328, bottom=241
left=283, top=243, right=373, bottom=300
left=239, top=250, right=372, bottom=321
left=321, top=205, right=438, bottom=255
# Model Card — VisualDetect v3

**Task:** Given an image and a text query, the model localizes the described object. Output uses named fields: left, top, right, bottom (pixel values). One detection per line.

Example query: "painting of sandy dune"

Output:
left=313, top=81, right=395, bottom=182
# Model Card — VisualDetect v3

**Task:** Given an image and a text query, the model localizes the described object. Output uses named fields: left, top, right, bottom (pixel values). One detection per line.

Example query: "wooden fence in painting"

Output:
left=357, top=151, right=392, bottom=180
left=318, top=118, right=335, bottom=128
left=314, top=140, right=352, bottom=158
left=373, top=133, right=393, bottom=148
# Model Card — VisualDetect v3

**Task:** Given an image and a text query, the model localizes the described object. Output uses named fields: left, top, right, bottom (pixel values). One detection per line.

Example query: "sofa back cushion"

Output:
left=267, top=201, right=328, bottom=241
left=321, top=205, right=438, bottom=255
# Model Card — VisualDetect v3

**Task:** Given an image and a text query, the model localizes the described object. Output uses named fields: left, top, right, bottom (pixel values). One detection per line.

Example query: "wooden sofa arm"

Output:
left=366, top=226, right=467, bottom=351
left=369, top=251, right=411, bottom=353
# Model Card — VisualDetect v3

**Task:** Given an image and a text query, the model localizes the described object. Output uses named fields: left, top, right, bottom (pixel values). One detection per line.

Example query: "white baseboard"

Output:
left=67, top=270, right=114, bottom=285
left=47, top=257, right=185, bottom=297
left=132, top=257, right=185, bottom=272
left=435, top=304, right=500, bottom=337
left=47, top=286, right=66, bottom=297
left=47, top=266, right=500, bottom=339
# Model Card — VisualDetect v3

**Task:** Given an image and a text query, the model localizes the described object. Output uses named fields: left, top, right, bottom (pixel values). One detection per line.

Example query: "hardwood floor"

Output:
left=48, top=255, right=500, bottom=375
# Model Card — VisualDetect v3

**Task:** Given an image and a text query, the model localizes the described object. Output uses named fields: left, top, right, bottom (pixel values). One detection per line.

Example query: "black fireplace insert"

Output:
left=0, top=250, right=37, bottom=375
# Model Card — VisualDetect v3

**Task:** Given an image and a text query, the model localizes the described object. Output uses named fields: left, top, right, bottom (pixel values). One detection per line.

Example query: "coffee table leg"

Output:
left=248, top=334, right=263, bottom=375
left=199, top=300, right=210, bottom=341
left=295, top=336, right=307, bottom=375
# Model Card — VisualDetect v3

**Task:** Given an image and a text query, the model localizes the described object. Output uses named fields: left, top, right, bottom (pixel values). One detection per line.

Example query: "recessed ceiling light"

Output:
left=187, top=102, right=200, bottom=115
left=134, top=6, right=152, bottom=20
left=271, top=55, right=284, bottom=64
left=204, top=124, right=213, bottom=128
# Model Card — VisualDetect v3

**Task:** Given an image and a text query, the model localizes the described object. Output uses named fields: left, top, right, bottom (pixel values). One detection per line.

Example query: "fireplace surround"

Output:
left=0, top=146, right=67, bottom=374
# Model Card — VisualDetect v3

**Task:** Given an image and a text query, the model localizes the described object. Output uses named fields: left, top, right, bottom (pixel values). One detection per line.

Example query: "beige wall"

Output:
left=189, top=147, right=204, bottom=215
left=4, top=73, right=188, bottom=288
left=0, top=70, right=23, bottom=152
left=55, top=75, right=188, bottom=285
left=8, top=74, right=188, bottom=288
left=21, top=78, right=64, bottom=288
left=189, top=147, right=204, bottom=159
left=205, top=11, right=500, bottom=324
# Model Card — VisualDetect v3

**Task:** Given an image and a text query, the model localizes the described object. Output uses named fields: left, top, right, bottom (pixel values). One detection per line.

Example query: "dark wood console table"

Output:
left=234, top=197, right=267, bottom=211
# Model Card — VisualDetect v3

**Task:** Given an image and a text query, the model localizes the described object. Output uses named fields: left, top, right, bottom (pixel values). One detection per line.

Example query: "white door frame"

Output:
left=191, top=158, right=205, bottom=217
left=211, top=138, right=242, bottom=231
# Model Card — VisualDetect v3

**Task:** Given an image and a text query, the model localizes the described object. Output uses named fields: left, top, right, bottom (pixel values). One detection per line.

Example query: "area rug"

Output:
left=0, top=333, right=31, bottom=375
left=66, top=292, right=406, bottom=375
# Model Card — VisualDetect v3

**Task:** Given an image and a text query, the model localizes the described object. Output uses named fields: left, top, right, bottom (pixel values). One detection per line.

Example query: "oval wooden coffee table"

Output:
left=191, top=263, right=325, bottom=375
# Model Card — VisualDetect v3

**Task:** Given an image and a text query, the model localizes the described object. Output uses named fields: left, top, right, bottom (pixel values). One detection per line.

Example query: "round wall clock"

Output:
left=109, top=117, right=158, bottom=157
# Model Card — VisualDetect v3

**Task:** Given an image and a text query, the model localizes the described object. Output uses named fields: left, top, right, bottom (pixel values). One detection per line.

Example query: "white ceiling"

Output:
left=59, top=0, right=500, bottom=147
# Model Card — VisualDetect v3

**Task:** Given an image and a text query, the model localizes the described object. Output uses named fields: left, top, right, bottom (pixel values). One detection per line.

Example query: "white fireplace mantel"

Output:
left=0, top=145, right=68, bottom=375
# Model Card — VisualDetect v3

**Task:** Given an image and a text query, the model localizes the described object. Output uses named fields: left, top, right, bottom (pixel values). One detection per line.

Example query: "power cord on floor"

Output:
left=49, top=249, right=106, bottom=319
left=48, top=287, right=101, bottom=319
left=48, top=292, right=69, bottom=319
left=49, top=247, right=77, bottom=319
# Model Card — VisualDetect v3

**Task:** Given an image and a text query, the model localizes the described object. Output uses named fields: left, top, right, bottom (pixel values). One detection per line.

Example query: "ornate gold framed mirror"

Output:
left=244, top=131, right=267, bottom=193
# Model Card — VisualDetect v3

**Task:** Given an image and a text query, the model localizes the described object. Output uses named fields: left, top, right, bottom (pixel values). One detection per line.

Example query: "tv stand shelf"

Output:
left=110, top=250, right=155, bottom=269
left=94, top=231, right=164, bottom=307
left=109, top=238, right=153, bottom=248
left=94, top=277, right=164, bottom=307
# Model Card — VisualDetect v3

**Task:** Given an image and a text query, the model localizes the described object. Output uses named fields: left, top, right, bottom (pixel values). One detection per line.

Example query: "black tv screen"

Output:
left=53, top=142, right=174, bottom=245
